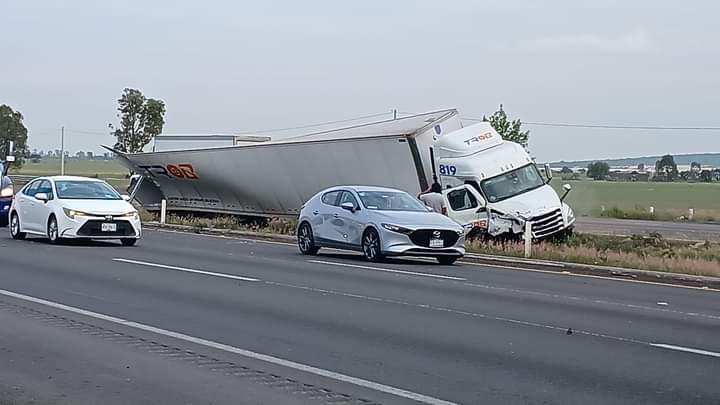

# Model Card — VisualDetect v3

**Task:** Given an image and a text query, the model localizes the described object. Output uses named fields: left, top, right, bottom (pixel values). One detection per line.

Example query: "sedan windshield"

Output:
left=56, top=181, right=121, bottom=200
left=358, top=190, right=428, bottom=212
left=481, top=164, right=545, bottom=203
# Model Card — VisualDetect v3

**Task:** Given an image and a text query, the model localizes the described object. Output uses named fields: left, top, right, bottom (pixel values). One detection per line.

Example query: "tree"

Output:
left=75, top=151, right=86, bottom=159
left=111, top=88, right=166, bottom=153
left=560, top=166, right=573, bottom=174
left=654, top=154, right=678, bottom=181
left=86, top=151, right=94, bottom=160
left=586, top=161, right=610, bottom=180
left=0, top=104, right=29, bottom=167
left=637, top=163, right=645, bottom=171
left=482, top=104, right=530, bottom=147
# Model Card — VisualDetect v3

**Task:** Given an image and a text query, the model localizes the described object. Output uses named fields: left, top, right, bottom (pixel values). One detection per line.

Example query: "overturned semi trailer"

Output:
left=111, top=110, right=462, bottom=218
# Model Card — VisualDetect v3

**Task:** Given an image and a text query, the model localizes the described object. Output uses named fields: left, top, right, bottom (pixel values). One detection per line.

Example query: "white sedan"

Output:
left=9, top=176, right=142, bottom=245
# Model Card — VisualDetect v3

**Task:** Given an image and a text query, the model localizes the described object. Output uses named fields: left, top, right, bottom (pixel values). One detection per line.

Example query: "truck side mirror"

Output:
left=544, top=163, right=553, bottom=183
left=561, top=183, right=572, bottom=202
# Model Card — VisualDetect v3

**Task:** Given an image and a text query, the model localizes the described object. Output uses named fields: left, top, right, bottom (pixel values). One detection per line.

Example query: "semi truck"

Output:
left=114, top=109, right=575, bottom=239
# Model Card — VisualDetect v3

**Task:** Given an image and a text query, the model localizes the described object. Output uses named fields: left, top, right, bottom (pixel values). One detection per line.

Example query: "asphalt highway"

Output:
left=0, top=229, right=718, bottom=404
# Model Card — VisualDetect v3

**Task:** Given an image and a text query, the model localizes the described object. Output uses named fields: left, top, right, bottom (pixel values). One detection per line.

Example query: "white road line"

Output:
left=148, top=229, right=720, bottom=292
left=462, top=282, right=720, bottom=321
left=0, top=288, right=457, bottom=405
left=112, top=258, right=260, bottom=282
left=309, top=260, right=466, bottom=281
left=651, top=343, right=720, bottom=358
left=463, top=261, right=720, bottom=292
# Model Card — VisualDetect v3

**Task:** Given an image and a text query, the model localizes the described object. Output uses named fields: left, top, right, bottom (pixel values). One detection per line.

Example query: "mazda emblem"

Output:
left=432, top=230, right=441, bottom=238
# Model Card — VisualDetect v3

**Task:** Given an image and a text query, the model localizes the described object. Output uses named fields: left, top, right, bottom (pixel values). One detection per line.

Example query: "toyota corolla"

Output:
left=9, top=176, right=141, bottom=245
left=297, top=186, right=465, bottom=264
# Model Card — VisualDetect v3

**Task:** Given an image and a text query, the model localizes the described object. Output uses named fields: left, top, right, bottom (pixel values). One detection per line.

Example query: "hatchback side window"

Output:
left=37, top=180, right=54, bottom=200
left=321, top=191, right=341, bottom=206
left=447, top=188, right=478, bottom=211
left=23, top=180, right=41, bottom=197
left=338, top=191, right=359, bottom=208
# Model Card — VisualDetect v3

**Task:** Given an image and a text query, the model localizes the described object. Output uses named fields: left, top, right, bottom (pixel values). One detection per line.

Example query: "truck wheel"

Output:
left=10, top=213, right=25, bottom=240
left=362, top=228, right=384, bottom=262
left=297, top=222, right=319, bottom=255
left=437, top=256, right=458, bottom=265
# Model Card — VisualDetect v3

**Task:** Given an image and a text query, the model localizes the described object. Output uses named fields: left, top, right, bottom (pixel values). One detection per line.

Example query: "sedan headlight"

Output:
left=63, top=208, right=91, bottom=219
left=0, top=186, right=12, bottom=197
left=121, top=210, right=139, bottom=220
left=381, top=223, right=413, bottom=234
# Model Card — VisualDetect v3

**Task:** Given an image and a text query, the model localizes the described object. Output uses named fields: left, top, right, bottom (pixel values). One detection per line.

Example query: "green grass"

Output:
left=14, top=158, right=127, bottom=179
left=550, top=178, right=720, bottom=221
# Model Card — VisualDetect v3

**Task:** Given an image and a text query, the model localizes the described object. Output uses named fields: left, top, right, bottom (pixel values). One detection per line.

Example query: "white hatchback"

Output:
left=9, top=176, right=141, bottom=245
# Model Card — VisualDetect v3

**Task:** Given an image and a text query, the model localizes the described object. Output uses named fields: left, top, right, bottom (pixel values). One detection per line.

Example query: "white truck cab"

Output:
left=435, top=123, right=575, bottom=239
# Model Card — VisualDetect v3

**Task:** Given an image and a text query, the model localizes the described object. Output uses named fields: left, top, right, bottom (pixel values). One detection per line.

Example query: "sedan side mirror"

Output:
left=340, top=202, right=357, bottom=213
left=35, top=192, right=49, bottom=202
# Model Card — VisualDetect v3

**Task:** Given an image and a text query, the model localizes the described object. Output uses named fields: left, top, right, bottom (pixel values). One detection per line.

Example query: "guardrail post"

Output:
left=688, top=208, right=694, bottom=221
left=160, top=199, right=167, bottom=225
left=524, top=221, right=532, bottom=258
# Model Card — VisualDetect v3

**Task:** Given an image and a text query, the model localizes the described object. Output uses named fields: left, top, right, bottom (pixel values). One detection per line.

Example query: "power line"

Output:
left=461, top=117, right=720, bottom=131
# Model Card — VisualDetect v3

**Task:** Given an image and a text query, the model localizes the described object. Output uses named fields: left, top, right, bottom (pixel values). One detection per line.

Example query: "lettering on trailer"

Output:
left=138, top=163, right=199, bottom=180
left=463, top=131, right=493, bottom=146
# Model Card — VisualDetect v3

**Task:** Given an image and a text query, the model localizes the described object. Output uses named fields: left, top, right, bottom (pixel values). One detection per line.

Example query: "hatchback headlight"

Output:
left=0, top=186, right=12, bottom=197
left=63, top=208, right=91, bottom=219
left=381, top=223, right=412, bottom=234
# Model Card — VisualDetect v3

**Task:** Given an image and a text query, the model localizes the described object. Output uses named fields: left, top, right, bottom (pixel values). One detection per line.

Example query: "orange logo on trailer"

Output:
left=138, top=163, right=199, bottom=180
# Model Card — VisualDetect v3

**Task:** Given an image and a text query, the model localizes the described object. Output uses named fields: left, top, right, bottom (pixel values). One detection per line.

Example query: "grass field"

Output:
left=13, top=158, right=130, bottom=191
left=550, top=178, right=720, bottom=221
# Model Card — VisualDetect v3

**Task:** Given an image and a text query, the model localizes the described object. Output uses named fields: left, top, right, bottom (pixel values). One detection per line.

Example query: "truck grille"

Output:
left=77, top=220, right=135, bottom=237
left=530, top=209, right=564, bottom=238
left=409, top=229, right=460, bottom=248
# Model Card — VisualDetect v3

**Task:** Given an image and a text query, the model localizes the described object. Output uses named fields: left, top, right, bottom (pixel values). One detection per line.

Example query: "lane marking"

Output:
left=308, top=260, right=466, bottom=281
left=462, top=282, right=720, bottom=321
left=463, top=261, right=720, bottom=293
left=147, top=229, right=720, bottom=292
left=0, top=288, right=457, bottom=405
left=112, top=258, right=260, bottom=282
left=651, top=343, right=720, bottom=358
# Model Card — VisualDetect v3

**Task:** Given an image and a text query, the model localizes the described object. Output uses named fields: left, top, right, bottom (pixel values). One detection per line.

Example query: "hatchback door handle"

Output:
left=333, top=213, right=340, bottom=218
left=312, top=210, right=319, bottom=215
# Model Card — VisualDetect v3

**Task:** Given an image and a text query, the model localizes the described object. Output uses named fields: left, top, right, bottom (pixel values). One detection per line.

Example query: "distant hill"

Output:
left=549, top=153, right=720, bottom=168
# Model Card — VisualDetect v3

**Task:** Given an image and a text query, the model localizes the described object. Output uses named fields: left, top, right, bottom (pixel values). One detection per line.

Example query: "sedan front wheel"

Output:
left=362, top=229, right=384, bottom=262
left=47, top=216, right=62, bottom=244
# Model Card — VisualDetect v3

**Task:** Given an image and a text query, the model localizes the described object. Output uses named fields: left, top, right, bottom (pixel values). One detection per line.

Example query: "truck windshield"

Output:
left=481, top=164, right=545, bottom=203
left=357, top=190, right=428, bottom=212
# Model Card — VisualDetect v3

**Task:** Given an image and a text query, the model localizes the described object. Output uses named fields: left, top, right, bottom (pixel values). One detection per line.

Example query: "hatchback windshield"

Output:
left=481, top=164, right=545, bottom=203
left=56, top=181, right=122, bottom=200
left=357, top=190, right=428, bottom=212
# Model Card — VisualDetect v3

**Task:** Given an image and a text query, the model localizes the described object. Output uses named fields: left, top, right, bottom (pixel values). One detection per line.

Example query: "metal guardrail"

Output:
left=8, top=175, right=37, bottom=183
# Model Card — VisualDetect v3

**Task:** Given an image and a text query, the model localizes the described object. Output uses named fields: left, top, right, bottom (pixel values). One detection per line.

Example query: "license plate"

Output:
left=101, top=223, right=117, bottom=232
left=430, top=239, right=444, bottom=248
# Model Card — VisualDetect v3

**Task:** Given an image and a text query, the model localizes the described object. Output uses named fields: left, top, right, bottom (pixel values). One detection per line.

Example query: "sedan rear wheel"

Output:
left=362, top=229, right=384, bottom=262
left=297, top=222, right=319, bottom=255
left=47, top=216, right=61, bottom=244
left=10, top=213, right=25, bottom=240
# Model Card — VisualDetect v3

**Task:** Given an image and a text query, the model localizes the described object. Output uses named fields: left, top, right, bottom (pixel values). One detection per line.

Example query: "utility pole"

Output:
left=60, top=126, right=65, bottom=175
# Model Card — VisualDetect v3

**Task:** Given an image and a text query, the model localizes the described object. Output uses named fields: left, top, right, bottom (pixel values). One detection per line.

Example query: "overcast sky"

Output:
left=2, top=0, right=719, bottom=161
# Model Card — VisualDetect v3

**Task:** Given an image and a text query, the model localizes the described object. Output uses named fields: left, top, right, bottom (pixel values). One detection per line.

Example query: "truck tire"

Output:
left=297, top=222, right=319, bottom=255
